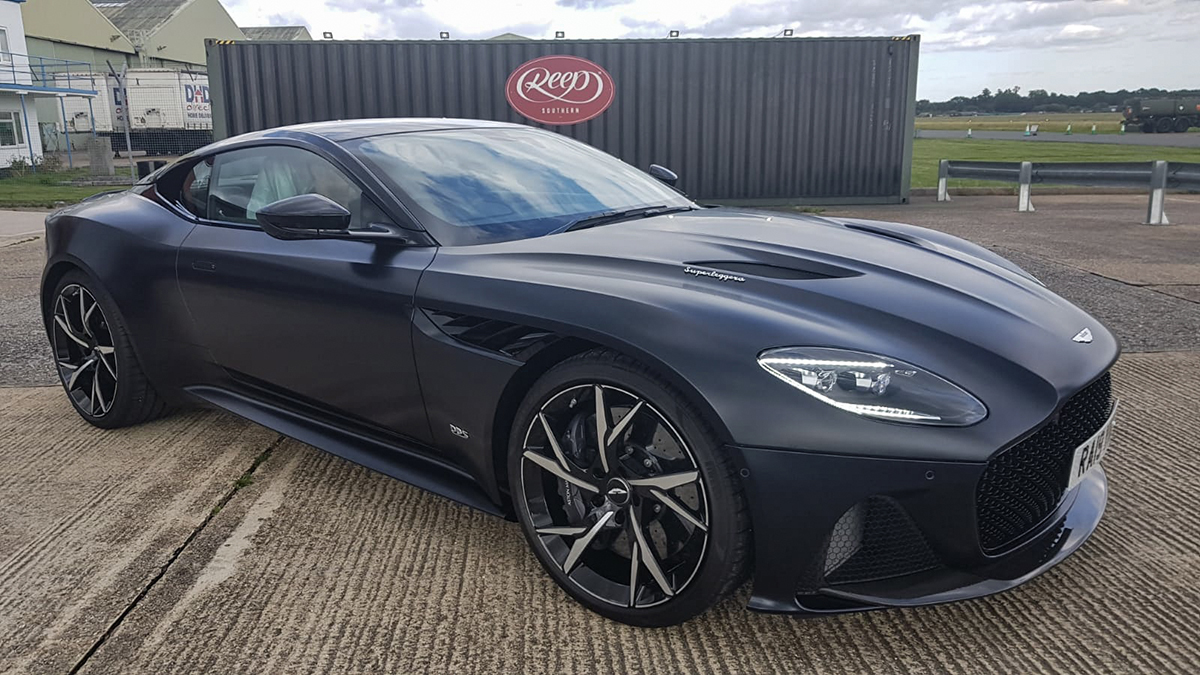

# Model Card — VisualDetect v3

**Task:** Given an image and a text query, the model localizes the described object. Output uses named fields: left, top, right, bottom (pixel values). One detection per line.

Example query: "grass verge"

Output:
left=916, top=112, right=1130, bottom=134
left=910, top=138, right=1200, bottom=188
left=0, top=170, right=122, bottom=208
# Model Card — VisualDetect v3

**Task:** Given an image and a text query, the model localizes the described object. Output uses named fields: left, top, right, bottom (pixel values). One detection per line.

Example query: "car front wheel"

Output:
left=49, top=270, right=170, bottom=428
left=508, top=349, right=751, bottom=626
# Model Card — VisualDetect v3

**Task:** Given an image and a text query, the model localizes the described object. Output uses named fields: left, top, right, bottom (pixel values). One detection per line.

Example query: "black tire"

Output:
left=508, top=348, right=751, bottom=626
left=1155, top=117, right=1174, bottom=134
left=1174, top=117, right=1191, bottom=133
left=1142, top=122, right=1155, bottom=134
left=49, top=270, right=171, bottom=429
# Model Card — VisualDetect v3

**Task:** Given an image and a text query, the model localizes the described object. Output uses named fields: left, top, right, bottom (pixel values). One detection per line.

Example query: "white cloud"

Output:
left=220, top=0, right=1200, bottom=99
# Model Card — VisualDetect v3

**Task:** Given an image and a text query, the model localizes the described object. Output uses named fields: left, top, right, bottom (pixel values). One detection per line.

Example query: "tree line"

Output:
left=917, top=87, right=1200, bottom=114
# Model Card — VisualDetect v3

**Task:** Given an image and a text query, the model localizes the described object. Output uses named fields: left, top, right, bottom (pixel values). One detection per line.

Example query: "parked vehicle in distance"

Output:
left=41, top=119, right=1119, bottom=626
left=1123, top=97, right=1200, bottom=133
left=57, top=69, right=212, bottom=153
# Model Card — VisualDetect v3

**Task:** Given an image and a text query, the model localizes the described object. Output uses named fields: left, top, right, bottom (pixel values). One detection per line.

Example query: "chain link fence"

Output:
left=39, top=68, right=213, bottom=183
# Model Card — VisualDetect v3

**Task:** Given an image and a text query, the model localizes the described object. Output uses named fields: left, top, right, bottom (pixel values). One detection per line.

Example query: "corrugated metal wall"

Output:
left=206, top=37, right=919, bottom=204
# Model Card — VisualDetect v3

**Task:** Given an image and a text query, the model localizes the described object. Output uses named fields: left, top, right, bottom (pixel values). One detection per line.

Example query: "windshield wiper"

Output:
left=554, top=205, right=696, bottom=234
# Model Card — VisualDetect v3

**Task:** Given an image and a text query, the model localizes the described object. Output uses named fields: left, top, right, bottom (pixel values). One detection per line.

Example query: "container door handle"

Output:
left=191, top=260, right=216, bottom=272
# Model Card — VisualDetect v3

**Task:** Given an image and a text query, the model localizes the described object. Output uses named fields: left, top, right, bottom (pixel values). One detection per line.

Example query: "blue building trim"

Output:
left=0, top=83, right=98, bottom=97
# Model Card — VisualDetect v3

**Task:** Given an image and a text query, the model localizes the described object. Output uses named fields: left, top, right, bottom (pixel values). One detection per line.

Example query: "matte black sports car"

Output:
left=41, top=119, right=1119, bottom=626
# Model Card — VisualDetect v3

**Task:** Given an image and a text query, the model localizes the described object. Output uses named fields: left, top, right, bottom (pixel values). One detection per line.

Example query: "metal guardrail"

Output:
left=0, top=51, right=97, bottom=93
left=937, top=159, right=1200, bottom=225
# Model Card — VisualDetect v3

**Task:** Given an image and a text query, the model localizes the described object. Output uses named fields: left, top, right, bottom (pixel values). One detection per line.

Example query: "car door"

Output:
left=175, top=144, right=437, bottom=444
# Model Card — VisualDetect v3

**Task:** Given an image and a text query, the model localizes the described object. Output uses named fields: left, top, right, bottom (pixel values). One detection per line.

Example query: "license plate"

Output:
left=1067, top=399, right=1118, bottom=490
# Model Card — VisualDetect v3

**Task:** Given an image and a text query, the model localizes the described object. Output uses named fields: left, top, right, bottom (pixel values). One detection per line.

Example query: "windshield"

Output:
left=346, top=128, right=692, bottom=245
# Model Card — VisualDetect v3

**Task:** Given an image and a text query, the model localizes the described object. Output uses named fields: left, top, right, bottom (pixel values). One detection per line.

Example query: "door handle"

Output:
left=191, top=260, right=216, bottom=272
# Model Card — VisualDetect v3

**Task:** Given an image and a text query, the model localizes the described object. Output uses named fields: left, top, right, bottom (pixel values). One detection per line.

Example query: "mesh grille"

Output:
left=824, top=497, right=940, bottom=586
left=976, top=372, right=1112, bottom=552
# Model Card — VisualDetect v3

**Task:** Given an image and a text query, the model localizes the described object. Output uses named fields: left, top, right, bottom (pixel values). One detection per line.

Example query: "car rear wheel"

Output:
left=508, top=349, right=750, bottom=626
left=50, top=271, right=170, bottom=428
left=1174, top=117, right=1191, bottom=133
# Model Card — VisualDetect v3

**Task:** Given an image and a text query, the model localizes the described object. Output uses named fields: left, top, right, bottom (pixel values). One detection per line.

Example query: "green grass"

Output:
left=0, top=170, right=120, bottom=208
left=916, top=112, right=1129, bottom=135
left=910, top=138, right=1200, bottom=188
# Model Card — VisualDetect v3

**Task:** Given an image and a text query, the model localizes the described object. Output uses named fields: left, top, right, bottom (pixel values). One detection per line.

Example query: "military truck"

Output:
left=1123, top=97, right=1200, bottom=133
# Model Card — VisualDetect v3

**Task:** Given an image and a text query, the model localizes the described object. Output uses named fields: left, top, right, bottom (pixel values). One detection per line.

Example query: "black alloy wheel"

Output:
left=49, top=271, right=169, bottom=428
left=52, top=283, right=118, bottom=418
left=510, top=350, right=750, bottom=626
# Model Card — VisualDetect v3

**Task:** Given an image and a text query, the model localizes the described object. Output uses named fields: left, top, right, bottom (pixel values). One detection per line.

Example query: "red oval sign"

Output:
left=505, top=55, right=615, bottom=126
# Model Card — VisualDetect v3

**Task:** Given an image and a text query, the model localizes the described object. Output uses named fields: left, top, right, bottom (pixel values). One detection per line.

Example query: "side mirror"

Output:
left=648, top=164, right=678, bottom=187
left=256, top=194, right=351, bottom=240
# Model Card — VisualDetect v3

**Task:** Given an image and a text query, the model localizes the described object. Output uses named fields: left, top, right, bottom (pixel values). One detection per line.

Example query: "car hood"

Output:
left=423, top=207, right=1119, bottom=458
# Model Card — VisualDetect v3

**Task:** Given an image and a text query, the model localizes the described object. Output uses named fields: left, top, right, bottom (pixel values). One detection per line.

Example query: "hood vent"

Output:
left=689, top=260, right=859, bottom=281
left=841, top=221, right=928, bottom=248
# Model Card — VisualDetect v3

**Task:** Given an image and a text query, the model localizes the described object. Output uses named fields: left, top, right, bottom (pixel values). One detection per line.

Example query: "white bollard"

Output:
left=1147, top=160, right=1170, bottom=225
left=937, top=159, right=951, bottom=202
left=1018, top=162, right=1035, bottom=212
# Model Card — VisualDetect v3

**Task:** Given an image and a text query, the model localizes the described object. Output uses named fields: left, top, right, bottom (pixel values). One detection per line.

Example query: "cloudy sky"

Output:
left=224, top=0, right=1200, bottom=100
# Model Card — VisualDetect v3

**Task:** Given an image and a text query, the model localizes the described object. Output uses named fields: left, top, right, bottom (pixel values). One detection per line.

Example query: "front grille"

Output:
left=976, top=372, right=1113, bottom=552
left=816, top=497, right=940, bottom=587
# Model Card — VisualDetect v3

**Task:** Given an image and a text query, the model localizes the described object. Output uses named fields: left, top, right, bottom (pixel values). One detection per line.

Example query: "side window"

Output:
left=179, top=158, right=212, bottom=218
left=207, top=146, right=369, bottom=229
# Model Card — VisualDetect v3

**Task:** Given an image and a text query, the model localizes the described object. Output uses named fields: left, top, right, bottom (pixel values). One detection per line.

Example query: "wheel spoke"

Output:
left=523, top=450, right=599, bottom=493
left=539, top=413, right=575, bottom=474
left=628, top=470, right=700, bottom=491
left=90, top=372, right=102, bottom=415
left=605, top=400, right=644, bottom=447
left=80, top=291, right=94, bottom=338
left=629, top=509, right=673, bottom=597
left=628, top=541, right=640, bottom=607
left=67, top=358, right=95, bottom=390
left=536, top=525, right=590, bottom=537
left=562, top=510, right=615, bottom=574
left=55, top=316, right=90, bottom=349
left=594, top=385, right=610, bottom=473
left=650, top=488, right=708, bottom=532
left=98, top=352, right=117, bottom=379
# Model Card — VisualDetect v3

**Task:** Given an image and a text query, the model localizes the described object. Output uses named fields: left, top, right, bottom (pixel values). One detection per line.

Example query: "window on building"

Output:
left=0, top=111, right=25, bottom=147
left=0, top=27, right=10, bottom=64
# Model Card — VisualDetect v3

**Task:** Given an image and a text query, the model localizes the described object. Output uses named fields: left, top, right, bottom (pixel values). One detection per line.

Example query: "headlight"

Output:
left=757, top=347, right=986, bottom=426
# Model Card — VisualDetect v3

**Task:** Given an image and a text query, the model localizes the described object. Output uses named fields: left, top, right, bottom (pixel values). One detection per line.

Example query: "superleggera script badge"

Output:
left=683, top=266, right=746, bottom=283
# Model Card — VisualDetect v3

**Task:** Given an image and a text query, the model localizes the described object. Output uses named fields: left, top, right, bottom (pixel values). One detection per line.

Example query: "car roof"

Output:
left=214, top=117, right=527, bottom=146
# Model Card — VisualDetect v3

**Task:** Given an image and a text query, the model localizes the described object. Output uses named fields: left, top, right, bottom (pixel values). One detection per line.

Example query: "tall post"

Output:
left=1146, top=160, right=1169, bottom=225
left=937, top=159, right=951, bottom=202
left=18, top=93, right=35, bottom=173
left=86, top=96, right=97, bottom=136
left=59, top=95, right=74, bottom=169
left=1018, top=161, right=1034, bottom=212
left=119, top=64, right=135, bottom=183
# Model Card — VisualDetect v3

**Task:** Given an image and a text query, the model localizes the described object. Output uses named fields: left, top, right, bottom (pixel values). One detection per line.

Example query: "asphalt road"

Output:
left=2, top=196, right=1199, bottom=673
left=917, top=128, right=1200, bottom=148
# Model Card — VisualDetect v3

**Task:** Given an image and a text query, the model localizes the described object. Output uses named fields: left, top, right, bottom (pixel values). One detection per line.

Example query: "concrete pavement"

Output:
left=2, top=195, right=1199, bottom=673
left=0, top=209, right=48, bottom=244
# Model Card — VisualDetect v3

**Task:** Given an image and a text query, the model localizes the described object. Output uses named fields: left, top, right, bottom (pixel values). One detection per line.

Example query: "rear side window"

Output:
left=179, top=158, right=212, bottom=218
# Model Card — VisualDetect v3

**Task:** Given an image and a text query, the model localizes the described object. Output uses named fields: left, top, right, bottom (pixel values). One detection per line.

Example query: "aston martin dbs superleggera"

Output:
left=41, top=119, right=1119, bottom=626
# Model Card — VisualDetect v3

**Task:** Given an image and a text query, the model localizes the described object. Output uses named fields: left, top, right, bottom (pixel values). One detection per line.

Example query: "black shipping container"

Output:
left=205, top=36, right=920, bottom=204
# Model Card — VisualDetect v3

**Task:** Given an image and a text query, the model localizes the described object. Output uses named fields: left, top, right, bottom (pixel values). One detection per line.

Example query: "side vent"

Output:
left=422, top=309, right=557, bottom=360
